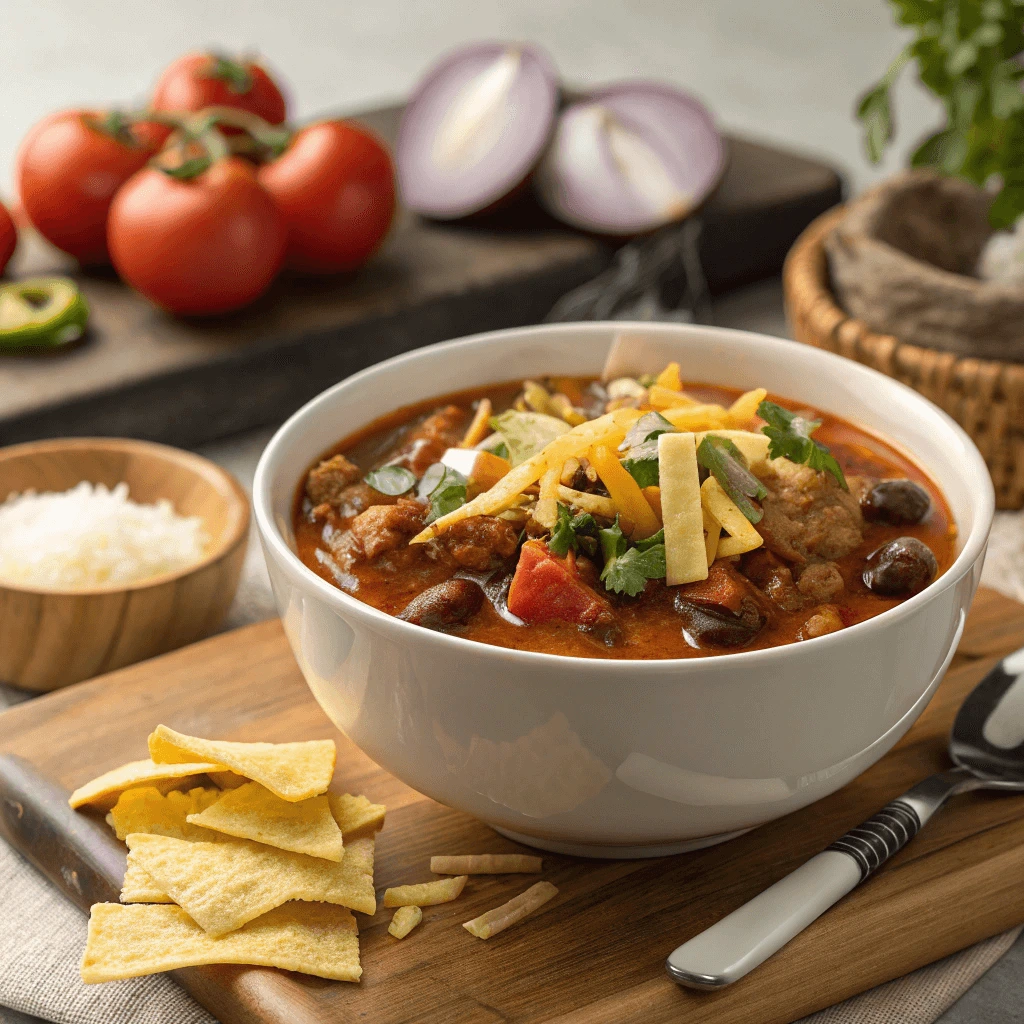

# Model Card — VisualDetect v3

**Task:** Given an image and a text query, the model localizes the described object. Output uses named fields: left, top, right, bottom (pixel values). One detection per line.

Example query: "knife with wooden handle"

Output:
left=0, top=753, right=125, bottom=910
left=0, top=753, right=327, bottom=1024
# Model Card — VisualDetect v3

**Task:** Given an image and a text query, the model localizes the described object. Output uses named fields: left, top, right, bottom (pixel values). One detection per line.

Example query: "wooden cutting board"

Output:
left=0, top=105, right=841, bottom=450
left=1, top=586, right=1022, bottom=1024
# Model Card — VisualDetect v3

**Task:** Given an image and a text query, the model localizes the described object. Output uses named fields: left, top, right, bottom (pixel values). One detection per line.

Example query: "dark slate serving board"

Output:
left=0, top=105, right=841, bottom=450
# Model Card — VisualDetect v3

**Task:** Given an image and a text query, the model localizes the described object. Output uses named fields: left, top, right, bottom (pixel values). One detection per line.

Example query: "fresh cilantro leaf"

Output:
left=492, top=441, right=510, bottom=460
left=619, top=411, right=676, bottom=451
left=417, top=463, right=445, bottom=500
left=634, top=528, right=665, bottom=552
left=618, top=413, right=675, bottom=488
left=621, top=438, right=661, bottom=488
left=364, top=464, right=416, bottom=496
left=757, top=401, right=848, bottom=490
left=548, top=504, right=599, bottom=557
left=600, top=543, right=667, bottom=596
left=597, top=517, right=666, bottom=596
left=599, top=517, right=628, bottom=564
left=549, top=504, right=577, bottom=557
left=696, top=435, right=768, bottom=524
left=421, top=465, right=468, bottom=524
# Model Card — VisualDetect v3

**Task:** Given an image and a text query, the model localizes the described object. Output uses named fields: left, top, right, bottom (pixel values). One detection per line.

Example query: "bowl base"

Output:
left=491, top=826, right=754, bottom=860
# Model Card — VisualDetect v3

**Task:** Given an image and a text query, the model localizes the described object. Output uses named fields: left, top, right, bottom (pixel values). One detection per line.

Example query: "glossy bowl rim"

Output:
left=0, top=436, right=251, bottom=598
left=253, top=321, right=994, bottom=675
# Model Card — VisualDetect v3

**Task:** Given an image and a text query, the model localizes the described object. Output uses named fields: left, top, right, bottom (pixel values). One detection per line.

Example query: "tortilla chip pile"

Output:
left=72, top=726, right=385, bottom=984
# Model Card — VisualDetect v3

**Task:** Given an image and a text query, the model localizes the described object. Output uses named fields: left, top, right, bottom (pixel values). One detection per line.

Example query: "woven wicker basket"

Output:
left=784, top=205, right=1024, bottom=509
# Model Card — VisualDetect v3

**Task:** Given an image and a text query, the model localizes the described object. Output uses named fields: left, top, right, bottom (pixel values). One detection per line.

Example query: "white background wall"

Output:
left=0, top=0, right=941, bottom=199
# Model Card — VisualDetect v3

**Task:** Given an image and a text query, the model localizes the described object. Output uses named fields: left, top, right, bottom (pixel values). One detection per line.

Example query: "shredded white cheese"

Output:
left=0, top=482, right=208, bottom=590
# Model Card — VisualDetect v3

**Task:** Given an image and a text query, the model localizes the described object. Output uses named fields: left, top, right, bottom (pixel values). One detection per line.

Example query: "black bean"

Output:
left=862, top=537, right=938, bottom=596
left=398, top=579, right=484, bottom=631
left=674, top=595, right=765, bottom=648
left=861, top=480, right=931, bottom=525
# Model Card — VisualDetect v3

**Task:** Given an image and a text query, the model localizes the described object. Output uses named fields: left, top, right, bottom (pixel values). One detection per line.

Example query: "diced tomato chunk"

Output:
left=507, top=541, right=613, bottom=627
left=676, top=563, right=753, bottom=614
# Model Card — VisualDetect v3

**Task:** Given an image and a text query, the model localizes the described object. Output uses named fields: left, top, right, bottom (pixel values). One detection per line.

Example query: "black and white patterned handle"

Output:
left=667, top=796, right=932, bottom=989
left=826, top=799, right=922, bottom=882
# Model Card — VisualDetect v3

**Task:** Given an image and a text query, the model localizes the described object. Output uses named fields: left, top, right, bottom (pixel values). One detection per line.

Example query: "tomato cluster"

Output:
left=14, top=53, right=395, bottom=315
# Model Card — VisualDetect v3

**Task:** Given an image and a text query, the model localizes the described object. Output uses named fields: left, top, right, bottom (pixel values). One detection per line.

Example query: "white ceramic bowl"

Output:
left=254, top=323, right=993, bottom=858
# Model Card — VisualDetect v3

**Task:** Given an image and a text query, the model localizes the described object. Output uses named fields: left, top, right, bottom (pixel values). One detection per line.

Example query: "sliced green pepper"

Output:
left=0, top=277, right=89, bottom=350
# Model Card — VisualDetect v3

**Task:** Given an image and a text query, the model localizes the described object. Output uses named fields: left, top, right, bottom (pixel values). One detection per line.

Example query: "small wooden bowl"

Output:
left=0, top=438, right=249, bottom=691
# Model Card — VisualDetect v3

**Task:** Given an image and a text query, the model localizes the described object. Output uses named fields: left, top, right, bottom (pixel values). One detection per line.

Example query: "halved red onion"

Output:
left=397, top=42, right=559, bottom=219
left=534, top=82, right=726, bottom=236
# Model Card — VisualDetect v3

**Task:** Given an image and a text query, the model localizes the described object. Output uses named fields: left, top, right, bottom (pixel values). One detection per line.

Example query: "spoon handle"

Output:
left=665, top=771, right=969, bottom=989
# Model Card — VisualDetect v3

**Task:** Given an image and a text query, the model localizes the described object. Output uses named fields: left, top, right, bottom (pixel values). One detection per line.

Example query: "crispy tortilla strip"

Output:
left=328, top=793, right=386, bottom=840
left=383, top=875, right=468, bottom=907
left=410, top=410, right=640, bottom=543
left=589, top=444, right=661, bottom=539
left=109, top=787, right=220, bottom=842
left=694, top=429, right=770, bottom=467
left=659, top=432, right=709, bottom=586
left=125, top=833, right=376, bottom=934
left=648, top=385, right=706, bottom=411
left=388, top=905, right=423, bottom=939
left=701, top=477, right=763, bottom=557
left=655, top=362, right=682, bottom=391
left=658, top=404, right=729, bottom=429
left=430, top=854, right=542, bottom=875
left=120, top=861, right=174, bottom=904
left=534, top=467, right=560, bottom=531
left=460, top=397, right=492, bottom=448
left=81, top=901, right=360, bottom=984
left=148, top=726, right=336, bottom=803
left=728, top=387, right=767, bottom=426
left=69, top=760, right=225, bottom=812
left=702, top=506, right=721, bottom=567
left=462, top=881, right=558, bottom=939
left=187, top=782, right=344, bottom=862
left=556, top=486, right=618, bottom=518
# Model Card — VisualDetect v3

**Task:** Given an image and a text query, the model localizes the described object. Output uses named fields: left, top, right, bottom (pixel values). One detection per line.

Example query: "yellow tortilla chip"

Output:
left=69, top=760, right=225, bottom=811
left=125, top=833, right=376, bottom=935
left=388, top=905, right=422, bottom=939
left=328, top=793, right=386, bottom=840
left=208, top=771, right=247, bottom=790
left=109, top=787, right=220, bottom=842
left=120, top=861, right=174, bottom=904
left=383, top=875, right=467, bottom=908
left=81, top=901, right=360, bottom=983
left=148, top=725, right=336, bottom=803
left=187, top=782, right=344, bottom=862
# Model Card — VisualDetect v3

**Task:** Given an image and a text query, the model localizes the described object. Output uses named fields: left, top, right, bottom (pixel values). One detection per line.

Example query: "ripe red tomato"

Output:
left=16, top=111, right=157, bottom=265
left=107, top=157, right=286, bottom=315
left=152, top=53, right=287, bottom=128
left=0, top=201, right=16, bottom=275
left=258, top=121, right=395, bottom=273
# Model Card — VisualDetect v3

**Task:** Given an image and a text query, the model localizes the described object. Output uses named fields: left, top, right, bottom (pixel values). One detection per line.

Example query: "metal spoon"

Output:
left=666, top=646, right=1024, bottom=989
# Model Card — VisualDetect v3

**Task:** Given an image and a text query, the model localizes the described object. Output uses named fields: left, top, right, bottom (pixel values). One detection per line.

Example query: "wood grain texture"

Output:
left=2, top=588, right=1020, bottom=1024
left=0, top=106, right=841, bottom=451
left=0, top=438, right=249, bottom=690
